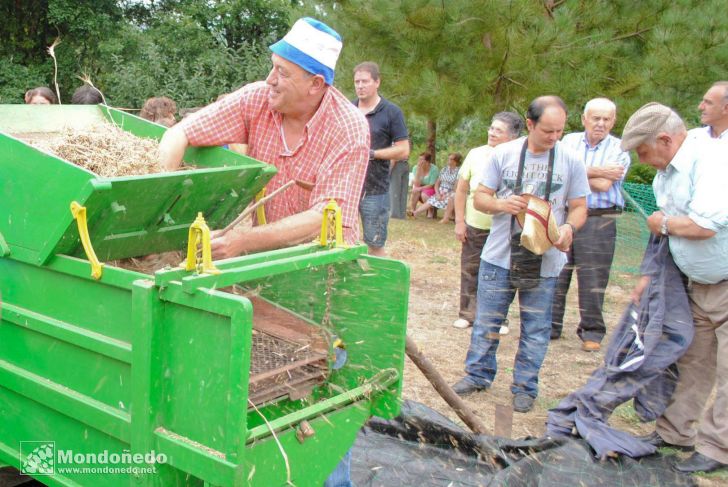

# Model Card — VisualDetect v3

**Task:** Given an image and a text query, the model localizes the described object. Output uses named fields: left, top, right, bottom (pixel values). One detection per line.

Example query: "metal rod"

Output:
left=405, top=335, right=490, bottom=435
left=219, top=180, right=296, bottom=236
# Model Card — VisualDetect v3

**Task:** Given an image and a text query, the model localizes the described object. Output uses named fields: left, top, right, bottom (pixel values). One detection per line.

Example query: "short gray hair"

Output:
left=492, top=111, right=524, bottom=138
left=583, top=97, right=616, bottom=116
left=712, top=81, right=728, bottom=103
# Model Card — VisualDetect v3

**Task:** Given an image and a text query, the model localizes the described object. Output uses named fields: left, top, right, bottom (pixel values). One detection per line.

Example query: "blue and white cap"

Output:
left=270, top=17, right=342, bottom=85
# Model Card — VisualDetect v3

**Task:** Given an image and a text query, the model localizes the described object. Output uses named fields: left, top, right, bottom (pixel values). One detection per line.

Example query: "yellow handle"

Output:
left=184, top=212, right=220, bottom=275
left=319, top=199, right=344, bottom=247
left=255, top=188, right=267, bottom=225
left=70, top=202, right=103, bottom=280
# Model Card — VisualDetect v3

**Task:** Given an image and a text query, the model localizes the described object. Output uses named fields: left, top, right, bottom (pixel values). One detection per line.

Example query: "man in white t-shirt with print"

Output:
left=452, top=96, right=590, bottom=414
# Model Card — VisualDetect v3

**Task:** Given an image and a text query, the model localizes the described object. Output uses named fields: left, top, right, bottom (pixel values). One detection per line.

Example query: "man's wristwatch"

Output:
left=369, top=149, right=375, bottom=160
left=660, top=215, right=670, bottom=236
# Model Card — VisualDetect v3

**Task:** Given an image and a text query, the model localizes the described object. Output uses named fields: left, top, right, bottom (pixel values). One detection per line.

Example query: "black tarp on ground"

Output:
left=351, top=401, right=696, bottom=487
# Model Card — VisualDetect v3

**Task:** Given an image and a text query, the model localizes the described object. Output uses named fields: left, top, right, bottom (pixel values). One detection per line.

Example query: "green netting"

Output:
left=613, top=183, right=657, bottom=274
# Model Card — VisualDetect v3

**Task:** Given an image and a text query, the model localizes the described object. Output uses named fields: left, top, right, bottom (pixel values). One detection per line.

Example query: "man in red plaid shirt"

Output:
left=159, top=18, right=370, bottom=258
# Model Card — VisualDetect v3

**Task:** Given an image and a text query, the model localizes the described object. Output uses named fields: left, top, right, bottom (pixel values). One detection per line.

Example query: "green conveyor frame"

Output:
left=0, top=105, right=409, bottom=486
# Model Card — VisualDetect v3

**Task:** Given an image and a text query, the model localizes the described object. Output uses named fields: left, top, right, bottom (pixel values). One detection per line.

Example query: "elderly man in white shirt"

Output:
left=623, top=103, right=728, bottom=475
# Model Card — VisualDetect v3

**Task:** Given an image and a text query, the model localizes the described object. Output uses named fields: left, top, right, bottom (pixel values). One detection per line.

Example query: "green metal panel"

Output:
left=1, top=103, right=410, bottom=486
left=242, top=255, right=409, bottom=419
left=158, top=299, right=251, bottom=455
left=0, top=257, right=138, bottom=343
left=54, top=167, right=273, bottom=261
left=243, top=400, right=372, bottom=486
left=0, top=104, right=276, bottom=264
left=0, top=132, right=95, bottom=264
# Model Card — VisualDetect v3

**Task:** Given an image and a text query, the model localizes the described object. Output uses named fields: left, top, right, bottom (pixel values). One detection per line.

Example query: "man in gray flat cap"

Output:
left=623, top=102, right=728, bottom=474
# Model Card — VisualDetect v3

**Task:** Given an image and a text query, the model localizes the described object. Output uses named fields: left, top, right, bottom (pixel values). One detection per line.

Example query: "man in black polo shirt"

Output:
left=353, top=62, right=409, bottom=256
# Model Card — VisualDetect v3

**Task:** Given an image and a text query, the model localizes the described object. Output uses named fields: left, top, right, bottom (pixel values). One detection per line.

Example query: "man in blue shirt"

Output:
left=622, top=102, right=728, bottom=474
left=353, top=62, right=409, bottom=256
left=451, top=96, right=590, bottom=413
left=551, top=98, right=631, bottom=351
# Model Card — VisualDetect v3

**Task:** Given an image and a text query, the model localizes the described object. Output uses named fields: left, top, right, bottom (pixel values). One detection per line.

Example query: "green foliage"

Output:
left=96, top=16, right=272, bottom=108
left=1, top=0, right=289, bottom=108
left=0, top=58, right=51, bottom=103
left=0, top=0, right=122, bottom=102
left=626, top=162, right=657, bottom=185
left=314, top=0, right=728, bottom=154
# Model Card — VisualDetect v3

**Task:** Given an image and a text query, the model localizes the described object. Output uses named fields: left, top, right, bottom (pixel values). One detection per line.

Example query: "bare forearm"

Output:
left=666, top=215, right=716, bottom=239
left=566, top=204, right=587, bottom=229
left=454, top=180, right=468, bottom=223
left=228, top=210, right=321, bottom=255
left=159, top=126, right=190, bottom=171
left=474, top=190, right=500, bottom=214
left=587, top=164, right=625, bottom=181
left=373, top=143, right=409, bottom=162
left=589, top=177, right=613, bottom=192
left=646, top=211, right=717, bottom=239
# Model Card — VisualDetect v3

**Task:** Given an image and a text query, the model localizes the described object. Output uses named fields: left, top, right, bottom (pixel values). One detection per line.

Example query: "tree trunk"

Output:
left=426, top=119, right=437, bottom=163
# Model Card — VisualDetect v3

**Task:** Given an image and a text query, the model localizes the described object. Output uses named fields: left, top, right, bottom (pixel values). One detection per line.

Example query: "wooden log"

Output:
left=405, top=335, right=489, bottom=436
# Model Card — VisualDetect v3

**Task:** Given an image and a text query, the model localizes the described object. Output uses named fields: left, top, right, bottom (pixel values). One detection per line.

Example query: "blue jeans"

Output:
left=359, top=192, right=390, bottom=248
left=464, top=260, right=557, bottom=398
left=323, top=449, right=352, bottom=487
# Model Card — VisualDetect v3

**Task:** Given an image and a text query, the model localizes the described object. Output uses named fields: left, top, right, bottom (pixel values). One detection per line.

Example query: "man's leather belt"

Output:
left=588, top=206, right=623, bottom=217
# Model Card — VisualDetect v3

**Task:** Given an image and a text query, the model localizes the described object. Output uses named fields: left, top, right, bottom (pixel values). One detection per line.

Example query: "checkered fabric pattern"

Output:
left=180, top=81, right=370, bottom=243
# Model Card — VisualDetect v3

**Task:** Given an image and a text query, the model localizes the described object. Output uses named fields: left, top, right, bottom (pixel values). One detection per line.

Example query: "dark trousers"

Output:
left=551, top=215, right=616, bottom=342
left=459, top=224, right=490, bottom=323
left=389, top=160, right=409, bottom=219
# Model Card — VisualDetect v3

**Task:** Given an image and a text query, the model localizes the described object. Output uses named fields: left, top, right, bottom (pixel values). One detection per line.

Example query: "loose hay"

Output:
left=27, top=122, right=163, bottom=177
left=110, top=251, right=185, bottom=274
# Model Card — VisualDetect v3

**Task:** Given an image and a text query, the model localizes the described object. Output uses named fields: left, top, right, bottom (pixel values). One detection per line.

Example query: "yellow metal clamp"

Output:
left=70, top=201, right=104, bottom=280
left=184, top=212, right=220, bottom=275
left=319, top=199, right=344, bottom=248
left=255, top=188, right=267, bottom=225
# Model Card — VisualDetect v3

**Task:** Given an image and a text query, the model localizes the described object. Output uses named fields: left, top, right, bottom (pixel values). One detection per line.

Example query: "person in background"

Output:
left=550, top=98, right=631, bottom=352
left=410, top=152, right=462, bottom=221
left=353, top=61, right=409, bottom=256
left=71, top=85, right=103, bottom=104
left=390, top=155, right=411, bottom=219
left=140, top=96, right=178, bottom=127
left=408, top=152, right=439, bottom=216
left=24, top=87, right=57, bottom=105
left=689, top=81, right=728, bottom=141
left=452, top=112, right=524, bottom=330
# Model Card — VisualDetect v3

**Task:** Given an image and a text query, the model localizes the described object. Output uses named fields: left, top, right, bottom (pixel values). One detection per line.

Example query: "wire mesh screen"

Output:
left=613, top=183, right=657, bottom=274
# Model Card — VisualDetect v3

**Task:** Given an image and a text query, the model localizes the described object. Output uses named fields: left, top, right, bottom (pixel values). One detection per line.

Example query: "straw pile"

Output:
left=29, top=122, right=163, bottom=177
left=110, top=251, right=185, bottom=275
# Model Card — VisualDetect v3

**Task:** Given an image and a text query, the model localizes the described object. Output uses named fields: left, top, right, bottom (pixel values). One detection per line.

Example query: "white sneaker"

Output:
left=499, top=325, right=510, bottom=335
left=452, top=319, right=471, bottom=329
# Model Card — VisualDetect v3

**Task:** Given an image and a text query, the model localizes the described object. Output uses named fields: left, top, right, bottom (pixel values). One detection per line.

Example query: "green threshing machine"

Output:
left=0, top=105, right=409, bottom=486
